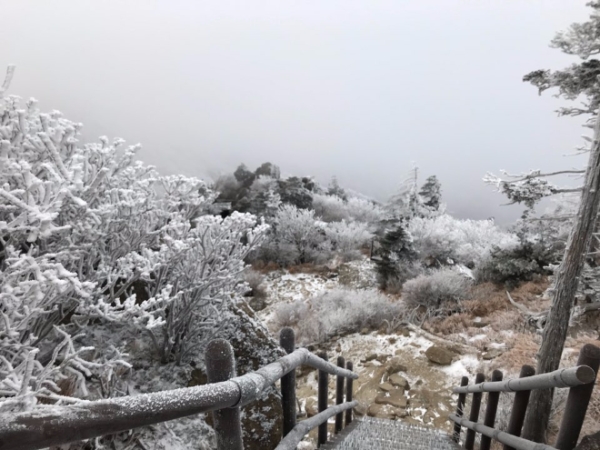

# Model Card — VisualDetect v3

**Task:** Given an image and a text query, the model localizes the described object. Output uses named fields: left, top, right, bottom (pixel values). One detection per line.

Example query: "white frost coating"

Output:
left=449, top=414, right=557, bottom=450
left=0, top=347, right=358, bottom=450
left=275, top=401, right=357, bottom=450
left=453, top=365, right=595, bottom=393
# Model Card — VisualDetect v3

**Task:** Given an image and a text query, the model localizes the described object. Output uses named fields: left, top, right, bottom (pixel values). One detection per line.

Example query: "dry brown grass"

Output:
left=425, top=312, right=472, bottom=335
left=250, top=260, right=281, bottom=273
left=286, top=263, right=333, bottom=275
left=489, top=332, right=540, bottom=374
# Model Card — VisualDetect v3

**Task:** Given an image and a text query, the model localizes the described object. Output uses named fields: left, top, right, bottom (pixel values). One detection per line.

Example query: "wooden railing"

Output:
left=0, top=327, right=357, bottom=450
left=449, top=343, right=600, bottom=450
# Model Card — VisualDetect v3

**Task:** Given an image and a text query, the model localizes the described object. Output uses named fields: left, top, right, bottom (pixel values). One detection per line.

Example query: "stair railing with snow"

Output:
left=0, top=327, right=358, bottom=450
left=449, top=343, right=600, bottom=450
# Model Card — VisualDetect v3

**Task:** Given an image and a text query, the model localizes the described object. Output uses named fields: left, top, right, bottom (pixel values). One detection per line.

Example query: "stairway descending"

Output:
left=320, top=417, right=460, bottom=450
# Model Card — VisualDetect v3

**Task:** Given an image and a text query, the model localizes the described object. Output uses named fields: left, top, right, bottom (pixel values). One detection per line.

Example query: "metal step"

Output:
left=319, top=417, right=460, bottom=450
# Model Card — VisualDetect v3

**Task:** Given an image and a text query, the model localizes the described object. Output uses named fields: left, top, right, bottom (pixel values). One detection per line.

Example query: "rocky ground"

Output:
left=248, top=258, right=600, bottom=447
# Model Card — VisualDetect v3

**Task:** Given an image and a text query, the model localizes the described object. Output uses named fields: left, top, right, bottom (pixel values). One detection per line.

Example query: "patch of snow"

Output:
left=441, top=355, right=480, bottom=379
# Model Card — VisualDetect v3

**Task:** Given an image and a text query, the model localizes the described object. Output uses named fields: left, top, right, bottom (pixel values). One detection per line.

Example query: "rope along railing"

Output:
left=0, top=327, right=357, bottom=450
left=449, top=343, right=600, bottom=450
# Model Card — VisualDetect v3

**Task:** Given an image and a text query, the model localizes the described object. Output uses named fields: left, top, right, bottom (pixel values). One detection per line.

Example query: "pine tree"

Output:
left=419, top=175, right=442, bottom=211
left=374, top=222, right=417, bottom=290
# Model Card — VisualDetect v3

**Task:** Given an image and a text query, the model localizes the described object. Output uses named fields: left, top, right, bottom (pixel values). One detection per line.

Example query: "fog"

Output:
left=0, top=0, right=592, bottom=223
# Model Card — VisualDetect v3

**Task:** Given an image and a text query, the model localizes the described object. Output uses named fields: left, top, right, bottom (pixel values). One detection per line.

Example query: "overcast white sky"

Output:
left=0, top=0, right=593, bottom=223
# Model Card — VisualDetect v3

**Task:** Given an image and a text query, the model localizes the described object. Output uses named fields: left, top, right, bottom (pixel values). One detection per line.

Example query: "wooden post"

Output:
left=453, top=376, right=469, bottom=443
left=205, top=339, right=244, bottom=450
left=503, top=365, right=535, bottom=450
left=318, top=352, right=329, bottom=447
left=480, top=370, right=503, bottom=450
left=464, top=373, right=485, bottom=450
left=555, top=344, right=600, bottom=450
left=335, top=356, right=345, bottom=434
left=345, top=361, right=354, bottom=426
left=280, top=328, right=296, bottom=438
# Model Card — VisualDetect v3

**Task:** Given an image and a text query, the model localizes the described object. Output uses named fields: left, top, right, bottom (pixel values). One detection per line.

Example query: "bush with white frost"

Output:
left=0, top=68, right=267, bottom=424
left=402, top=268, right=472, bottom=313
left=408, top=214, right=519, bottom=266
left=312, top=193, right=384, bottom=225
left=273, top=288, right=402, bottom=344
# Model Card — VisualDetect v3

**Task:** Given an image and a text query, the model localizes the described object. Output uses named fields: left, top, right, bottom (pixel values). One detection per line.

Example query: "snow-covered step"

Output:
left=320, top=417, right=460, bottom=450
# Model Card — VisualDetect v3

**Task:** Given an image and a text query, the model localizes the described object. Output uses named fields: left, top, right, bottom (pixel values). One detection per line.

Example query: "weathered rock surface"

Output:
left=388, top=373, right=410, bottom=390
left=575, top=431, right=600, bottom=450
left=425, top=345, right=455, bottom=365
left=215, top=305, right=285, bottom=450
left=375, top=391, right=408, bottom=409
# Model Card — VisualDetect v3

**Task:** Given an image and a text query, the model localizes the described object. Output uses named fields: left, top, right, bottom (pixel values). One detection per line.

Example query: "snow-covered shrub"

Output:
left=273, top=288, right=403, bottom=344
left=312, top=193, right=384, bottom=225
left=475, top=244, right=552, bottom=289
left=402, top=268, right=472, bottom=313
left=408, top=214, right=519, bottom=267
left=0, top=70, right=267, bottom=419
left=258, top=204, right=329, bottom=266
left=323, top=220, right=372, bottom=261
left=475, top=216, right=563, bottom=289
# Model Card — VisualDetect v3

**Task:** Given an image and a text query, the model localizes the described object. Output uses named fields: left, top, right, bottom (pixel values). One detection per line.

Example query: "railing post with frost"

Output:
left=345, top=361, right=354, bottom=426
left=335, top=356, right=345, bottom=434
left=453, top=376, right=469, bottom=443
left=280, top=328, right=296, bottom=437
left=555, top=344, right=600, bottom=450
left=318, top=352, right=329, bottom=447
left=464, top=373, right=485, bottom=450
left=502, top=365, right=535, bottom=450
left=205, top=339, right=244, bottom=450
left=480, top=370, right=503, bottom=450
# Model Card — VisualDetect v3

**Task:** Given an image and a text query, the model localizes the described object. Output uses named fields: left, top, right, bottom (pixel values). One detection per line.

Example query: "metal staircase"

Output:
left=320, top=417, right=460, bottom=450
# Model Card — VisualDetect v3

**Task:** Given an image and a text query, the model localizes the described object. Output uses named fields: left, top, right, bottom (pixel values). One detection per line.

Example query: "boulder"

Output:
left=378, top=382, right=395, bottom=392
left=305, top=397, right=318, bottom=417
left=388, top=373, right=410, bottom=390
left=425, top=346, right=455, bottom=365
left=362, top=353, right=378, bottom=363
left=482, top=349, right=503, bottom=360
left=575, top=431, right=600, bottom=450
left=375, top=391, right=408, bottom=409
left=386, top=357, right=408, bottom=375
left=214, top=305, right=286, bottom=450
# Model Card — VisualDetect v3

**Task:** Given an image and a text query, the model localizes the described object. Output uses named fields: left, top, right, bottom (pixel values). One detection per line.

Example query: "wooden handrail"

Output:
left=449, top=415, right=557, bottom=450
left=450, top=344, right=600, bottom=450
left=453, top=365, right=594, bottom=394
left=0, top=341, right=358, bottom=450
left=275, top=401, right=358, bottom=450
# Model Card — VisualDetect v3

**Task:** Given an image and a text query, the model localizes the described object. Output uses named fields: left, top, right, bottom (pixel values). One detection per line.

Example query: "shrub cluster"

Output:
left=273, top=288, right=403, bottom=344
left=402, top=268, right=472, bottom=313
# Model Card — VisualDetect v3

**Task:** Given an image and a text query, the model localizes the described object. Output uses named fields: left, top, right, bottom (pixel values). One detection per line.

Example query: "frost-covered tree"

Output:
left=374, top=222, right=418, bottom=291
left=479, top=4, right=600, bottom=439
left=0, top=66, right=267, bottom=426
left=277, top=176, right=313, bottom=210
left=408, top=214, right=518, bottom=267
left=419, top=175, right=442, bottom=212
left=387, top=166, right=435, bottom=220
left=326, top=176, right=348, bottom=201
left=264, top=204, right=327, bottom=265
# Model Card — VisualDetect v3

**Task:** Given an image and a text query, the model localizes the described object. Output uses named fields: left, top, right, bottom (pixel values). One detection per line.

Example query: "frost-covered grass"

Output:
left=272, top=288, right=403, bottom=345
left=402, top=268, right=472, bottom=313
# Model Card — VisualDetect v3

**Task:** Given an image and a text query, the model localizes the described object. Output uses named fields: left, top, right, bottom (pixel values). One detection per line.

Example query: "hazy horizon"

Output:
left=0, top=0, right=592, bottom=223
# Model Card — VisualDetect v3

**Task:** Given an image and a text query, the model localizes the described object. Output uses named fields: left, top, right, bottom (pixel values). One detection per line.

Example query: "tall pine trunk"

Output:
left=522, top=109, right=600, bottom=442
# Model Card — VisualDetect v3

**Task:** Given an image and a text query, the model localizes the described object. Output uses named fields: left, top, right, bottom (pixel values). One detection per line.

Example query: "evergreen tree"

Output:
left=374, top=222, right=417, bottom=290
left=419, top=175, right=442, bottom=211
left=327, top=176, right=348, bottom=201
